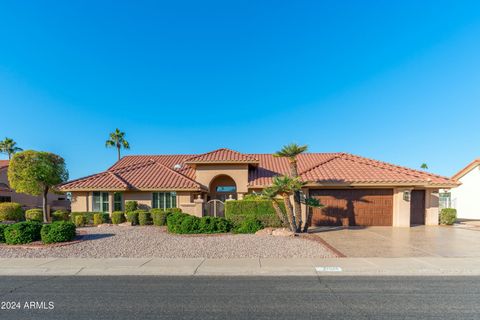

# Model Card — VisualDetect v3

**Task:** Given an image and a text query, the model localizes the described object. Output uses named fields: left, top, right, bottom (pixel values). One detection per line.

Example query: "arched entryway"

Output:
left=208, top=175, right=237, bottom=201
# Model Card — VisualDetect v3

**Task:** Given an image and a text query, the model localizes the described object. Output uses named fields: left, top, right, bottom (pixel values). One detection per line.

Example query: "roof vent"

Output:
left=173, top=164, right=182, bottom=170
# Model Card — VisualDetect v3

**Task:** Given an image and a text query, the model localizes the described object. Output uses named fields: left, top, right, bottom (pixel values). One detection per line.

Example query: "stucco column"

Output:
left=108, top=192, right=114, bottom=215
left=237, top=193, right=245, bottom=200
left=392, top=188, right=412, bottom=227
left=88, top=192, right=93, bottom=212
left=425, top=189, right=440, bottom=226
left=193, top=195, right=204, bottom=217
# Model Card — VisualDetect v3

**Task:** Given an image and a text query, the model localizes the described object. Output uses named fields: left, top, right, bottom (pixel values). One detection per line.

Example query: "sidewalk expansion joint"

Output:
left=193, top=258, right=206, bottom=275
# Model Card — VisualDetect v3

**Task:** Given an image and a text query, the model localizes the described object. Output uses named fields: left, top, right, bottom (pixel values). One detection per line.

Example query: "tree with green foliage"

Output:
left=302, top=197, right=323, bottom=232
left=420, top=163, right=428, bottom=170
left=105, top=128, right=130, bottom=161
left=8, top=151, right=68, bottom=222
left=273, top=143, right=308, bottom=231
left=0, top=137, right=23, bottom=160
left=269, top=175, right=305, bottom=232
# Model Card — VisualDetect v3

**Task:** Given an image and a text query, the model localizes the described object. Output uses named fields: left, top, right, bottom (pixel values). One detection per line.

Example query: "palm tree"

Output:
left=271, top=175, right=305, bottom=232
left=0, top=138, right=23, bottom=160
left=302, top=197, right=323, bottom=232
left=420, top=163, right=428, bottom=170
left=262, top=186, right=288, bottom=226
left=274, top=143, right=308, bottom=231
left=105, top=129, right=130, bottom=161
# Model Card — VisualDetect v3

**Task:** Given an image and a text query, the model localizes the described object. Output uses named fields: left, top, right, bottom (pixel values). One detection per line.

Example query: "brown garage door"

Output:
left=310, top=189, right=393, bottom=226
left=410, top=190, right=425, bottom=225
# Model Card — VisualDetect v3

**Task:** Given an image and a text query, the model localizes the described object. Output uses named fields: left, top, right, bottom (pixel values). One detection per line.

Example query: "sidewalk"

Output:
left=1, top=257, right=480, bottom=276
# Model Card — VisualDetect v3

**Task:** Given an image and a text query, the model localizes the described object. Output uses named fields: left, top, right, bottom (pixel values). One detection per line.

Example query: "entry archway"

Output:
left=208, top=175, right=237, bottom=201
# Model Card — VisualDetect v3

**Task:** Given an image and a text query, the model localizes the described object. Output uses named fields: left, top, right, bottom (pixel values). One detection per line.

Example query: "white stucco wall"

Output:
left=451, top=165, right=480, bottom=219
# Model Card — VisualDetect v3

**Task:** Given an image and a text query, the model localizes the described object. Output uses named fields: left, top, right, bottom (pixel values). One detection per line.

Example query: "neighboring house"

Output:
left=450, top=159, right=480, bottom=220
left=0, top=160, right=70, bottom=211
left=59, top=148, right=457, bottom=227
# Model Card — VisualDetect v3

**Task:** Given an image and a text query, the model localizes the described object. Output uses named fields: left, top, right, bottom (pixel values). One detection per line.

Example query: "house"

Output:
left=450, top=159, right=480, bottom=220
left=58, top=148, right=457, bottom=227
left=0, top=160, right=70, bottom=211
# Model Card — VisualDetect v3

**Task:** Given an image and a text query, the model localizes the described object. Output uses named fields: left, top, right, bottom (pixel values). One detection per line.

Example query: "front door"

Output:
left=410, top=190, right=426, bottom=225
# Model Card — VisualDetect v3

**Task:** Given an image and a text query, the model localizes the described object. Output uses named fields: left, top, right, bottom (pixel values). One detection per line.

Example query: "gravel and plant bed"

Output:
left=0, top=226, right=335, bottom=258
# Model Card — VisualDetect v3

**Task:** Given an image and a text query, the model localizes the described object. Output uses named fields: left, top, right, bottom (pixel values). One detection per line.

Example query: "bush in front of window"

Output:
left=0, top=202, right=25, bottom=222
left=41, top=221, right=76, bottom=244
left=74, top=215, right=84, bottom=227
left=151, top=209, right=167, bottom=226
left=93, top=213, right=103, bottom=226
left=440, top=208, right=457, bottom=225
left=52, top=209, right=70, bottom=221
left=25, top=208, right=43, bottom=222
left=70, top=212, right=102, bottom=225
left=126, top=211, right=139, bottom=225
left=111, top=211, right=125, bottom=225
left=4, top=221, right=42, bottom=245
left=233, top=217, right=263, bottom=234
left=125, top=201, right=138, bottom=213
left=138, top=210, right=151, bottom=226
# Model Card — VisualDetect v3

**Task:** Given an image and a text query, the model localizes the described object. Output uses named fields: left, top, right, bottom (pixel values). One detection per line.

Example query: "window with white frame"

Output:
left=93, top=192, right=109, bottom=212
left=114, top=192, right=123, bottom=211
left=152, top=192, right=177, bottom=210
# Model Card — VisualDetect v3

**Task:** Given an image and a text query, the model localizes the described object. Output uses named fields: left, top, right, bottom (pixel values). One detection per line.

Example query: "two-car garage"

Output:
left=310, top=189, right=426, bottom=227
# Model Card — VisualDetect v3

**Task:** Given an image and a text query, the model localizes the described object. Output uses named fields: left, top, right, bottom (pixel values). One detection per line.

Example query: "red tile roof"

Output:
left=59, top=150, right=456, bottom=191
left=185, top=148, right=259, bottom=164
left=0, top=160, right=9, bottom=170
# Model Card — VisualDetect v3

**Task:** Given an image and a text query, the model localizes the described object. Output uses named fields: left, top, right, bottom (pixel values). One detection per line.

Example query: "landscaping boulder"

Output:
left=272, top=228, right=295, bottom=237
left=118, top=222, right=132, bottom=227
left=255, top=227, right=274, bottom=236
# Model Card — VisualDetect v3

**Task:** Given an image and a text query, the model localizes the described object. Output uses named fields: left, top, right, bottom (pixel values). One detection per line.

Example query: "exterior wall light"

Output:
left=403, top=190, right=411, bottom=202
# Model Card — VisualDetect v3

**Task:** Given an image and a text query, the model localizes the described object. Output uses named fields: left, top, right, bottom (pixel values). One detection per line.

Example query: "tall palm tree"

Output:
left=105, top=129, right=130, bottom=161
left=0, top=138, right=23, bottom=160
left=420, top=163, right=428, bottom=170
left=271, top=175, right=305, bottom=232
left=302, top=197, right=323, bottom=232
left=274, top=143, right=308, bottom=230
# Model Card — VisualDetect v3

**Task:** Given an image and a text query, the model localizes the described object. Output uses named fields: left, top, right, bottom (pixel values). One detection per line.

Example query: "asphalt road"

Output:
left=0, top=276, right=479, bottom=320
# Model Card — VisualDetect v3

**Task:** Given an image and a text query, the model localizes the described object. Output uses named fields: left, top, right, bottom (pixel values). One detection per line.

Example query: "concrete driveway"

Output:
left=310, top=225, right=480, bottom=258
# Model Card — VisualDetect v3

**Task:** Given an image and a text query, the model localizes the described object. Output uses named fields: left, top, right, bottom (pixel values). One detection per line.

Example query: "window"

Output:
left=114, top=192, right=123, bottom=211
left=152, top=192, right=177, bottom=210
left=216, top=186, right=236, bottom=192
left=93, top=192, right=109, bottom=212
left=0, top=196, right=11, bottom=203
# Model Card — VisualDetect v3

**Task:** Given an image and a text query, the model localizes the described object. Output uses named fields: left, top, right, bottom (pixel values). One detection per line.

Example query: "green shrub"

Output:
left=25, top=209, right=43, bottom=222
left=4, top=221, right=42, bottom=245
left=74, top=215, right=84, bottom=227
left=125, top=201, right=138, bottom=212
left=151, top=209, right=167, bottom=226
left=101, top=212, right=110, bottom=223
left=93, top=213, right=103, bottom=226
left=167, top=212, right=231, bottom=234
left=0, top=224, right=8, bottom=243
left=225, top=200, right=284, bottom=228
left=440, top=208, right=457, bottom=225
left=111, top=211, right=125, bottom=225
left=0, top=202, right=24, bottom=222
left=70, top=212, right=101, bottom=225
left=52, top=210, right=70, bottom=221
left=138, top=210, right=151, bottom=226
left=41, top=221, right=76, bottom=244
left=126, top=211, right=139, bottom=225
left=233, top=217, right=263, bottom=234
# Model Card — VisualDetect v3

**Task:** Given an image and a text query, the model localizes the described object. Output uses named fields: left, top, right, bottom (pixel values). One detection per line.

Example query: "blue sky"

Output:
left=1, top=1, right=479, bottom=179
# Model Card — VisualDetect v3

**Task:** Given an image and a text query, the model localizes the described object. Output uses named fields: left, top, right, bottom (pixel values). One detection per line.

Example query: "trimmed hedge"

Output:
left=52, top=210, right=70, bottom=221
left=41, top=221, right=76, bottom=244
left=74, top=215, right=84, bottom=227
left=70, top=212, right=102, bottom=225
left=138, top=210, right=151, bottom=226
left=151, top=209, right=167, bottom=226
left=440, top=208, right=457, bottom=225
left=0, top=224, right=8, bottom=242
left=167, top=212, right=232, bottom=234
left=233, top=217, right=263, bottom=234
left=4, top=221, right=42, bottom=245
left=25, top=209, right=43, bottom=222
left=93, top=213, right=103, bottom=226
left=0, top=202, right=24, bottom=222
left=125, top=201, right=138, bottom=212
left=126, top=211, right=140, bottom=225
left=111, top=211, right=125, bottom=225
left=225, top=200, right=284, bottom=228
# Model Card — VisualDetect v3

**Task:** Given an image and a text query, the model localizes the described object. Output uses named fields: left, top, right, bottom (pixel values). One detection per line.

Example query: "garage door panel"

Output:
left=310, top=189, right=393, bottom=226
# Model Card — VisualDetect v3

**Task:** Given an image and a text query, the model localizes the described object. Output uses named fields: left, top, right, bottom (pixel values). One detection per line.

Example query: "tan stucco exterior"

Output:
left=425, top=189, right=440, bottom=225
left=194, top=164, right=249, bottom=196
left=392, top=188, right=412, bottom=227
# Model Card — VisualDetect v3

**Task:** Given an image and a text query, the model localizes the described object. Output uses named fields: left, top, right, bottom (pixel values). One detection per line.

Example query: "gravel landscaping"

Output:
left=0, top=226, right=335, bottom=258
